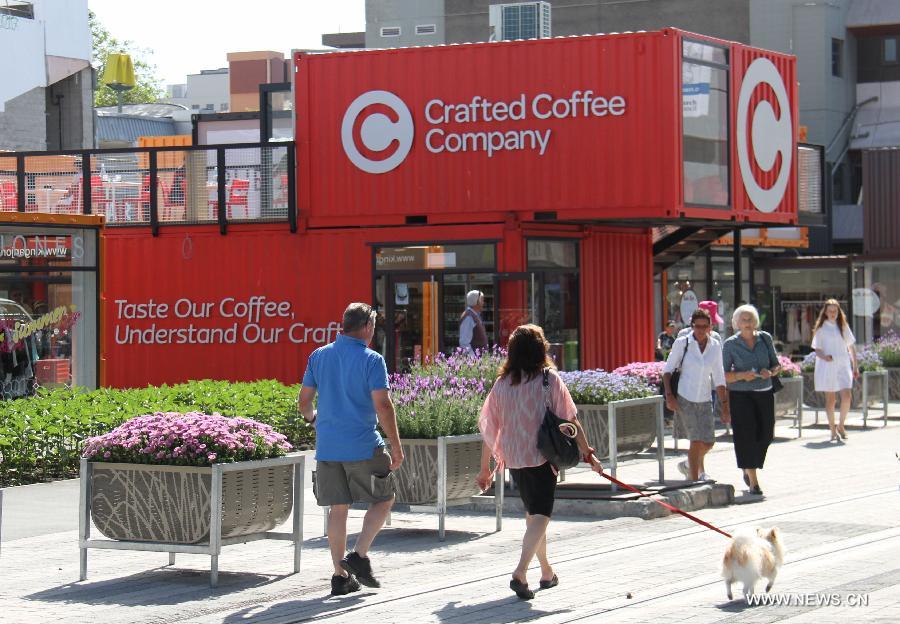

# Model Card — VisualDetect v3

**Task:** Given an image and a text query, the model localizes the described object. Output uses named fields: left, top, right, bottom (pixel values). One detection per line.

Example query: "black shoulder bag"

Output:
left=761, top=332, right=784, bottom=393
left=669, top=335, right=690, bottom=396
left=536, top=368, right=581, bottom=470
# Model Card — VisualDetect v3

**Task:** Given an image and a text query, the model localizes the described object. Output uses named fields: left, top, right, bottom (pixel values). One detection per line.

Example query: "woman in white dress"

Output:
left=811, top=299, right=858, bottom=441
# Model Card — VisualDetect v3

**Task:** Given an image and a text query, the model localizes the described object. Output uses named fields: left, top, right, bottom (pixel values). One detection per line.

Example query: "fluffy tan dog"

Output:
left=722, top=527, right=785, bottom=600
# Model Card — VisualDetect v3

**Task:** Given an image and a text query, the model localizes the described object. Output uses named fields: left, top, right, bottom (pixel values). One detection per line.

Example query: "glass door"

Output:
left=384, top=273, right=440, bottom=372
left=494, top=273, right=536, bottom=350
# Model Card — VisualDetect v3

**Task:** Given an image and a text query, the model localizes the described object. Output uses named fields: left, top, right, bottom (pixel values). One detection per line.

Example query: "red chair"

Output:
left=226, top=178, right=249, bottom=218
left=0, top=180, right=16, bottom=211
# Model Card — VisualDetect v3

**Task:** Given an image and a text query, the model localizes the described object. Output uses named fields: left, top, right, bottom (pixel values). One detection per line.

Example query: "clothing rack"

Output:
left=780, top=299, right=847, bottom=310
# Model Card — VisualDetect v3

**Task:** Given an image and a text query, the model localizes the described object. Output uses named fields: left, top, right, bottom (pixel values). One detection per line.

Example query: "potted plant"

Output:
left=558, top=369, right=658, bottom=459
left=387, top=348, right=503, bottom=505
left=774, top=355, right=802, bottom=417
left=82, top=411, right=295, bottom=544
left=801, top=347, right=885, bottom=409
left=874, top=332, right=900, bottom=400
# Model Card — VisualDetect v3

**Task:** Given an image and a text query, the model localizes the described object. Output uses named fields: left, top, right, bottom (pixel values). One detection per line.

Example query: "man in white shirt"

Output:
left=663, top=308, right=730, bottom=482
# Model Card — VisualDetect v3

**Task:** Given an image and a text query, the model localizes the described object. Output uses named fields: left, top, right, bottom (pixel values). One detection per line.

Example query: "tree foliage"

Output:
left=90, top=10, right=165, bottom=107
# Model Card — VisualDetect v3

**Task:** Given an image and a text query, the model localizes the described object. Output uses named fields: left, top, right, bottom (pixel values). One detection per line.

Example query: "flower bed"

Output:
left=0, top=379, right=311, bottom=487
left=83, top=413, right=295, bottom=544
left=82, top=412, right=293, bottom=466
left=800, top=346, right=886, bottom=408
left=611, top=361, right=665, bottom=389
left=559, top=369, right=657, bottom=404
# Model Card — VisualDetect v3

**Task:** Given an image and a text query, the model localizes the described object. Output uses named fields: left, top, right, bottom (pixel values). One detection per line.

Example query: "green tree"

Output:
left=90, top=10, right=165, bottom=107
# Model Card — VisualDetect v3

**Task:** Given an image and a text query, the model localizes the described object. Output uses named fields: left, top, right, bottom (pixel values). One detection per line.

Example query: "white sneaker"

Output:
left=677, top=460, right=689, bottom=478
left=699, top=471, right=714, bottom=482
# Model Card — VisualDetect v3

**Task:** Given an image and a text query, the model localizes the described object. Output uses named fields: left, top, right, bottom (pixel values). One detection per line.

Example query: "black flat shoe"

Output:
left=750, top=485, right=764, bottom=496
left=510, top=578, right=534, bottom=600
left=539, top=574, right=559, bottom=589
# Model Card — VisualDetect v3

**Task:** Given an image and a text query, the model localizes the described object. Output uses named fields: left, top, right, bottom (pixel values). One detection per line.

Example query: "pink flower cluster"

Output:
left=777, top=355, right=801, bottom=377
left=612, top=361, right=666, bottom=388
left=82, top=412, right=292, bottom=466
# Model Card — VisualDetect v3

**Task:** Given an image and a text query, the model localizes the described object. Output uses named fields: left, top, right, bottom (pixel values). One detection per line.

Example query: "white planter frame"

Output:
left=79, top=454, right=306, bottom=587
left=571, top=396, right=665, bottom=492
left=323, top=433, right=503, bottom=541
left=775, top=376, right=804, bottom=437
left=809, top=370, right=890, bottom=428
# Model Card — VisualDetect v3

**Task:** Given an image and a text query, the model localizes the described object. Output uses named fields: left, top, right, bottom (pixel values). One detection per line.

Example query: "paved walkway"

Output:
left=1, top=406, right=898, bottom=624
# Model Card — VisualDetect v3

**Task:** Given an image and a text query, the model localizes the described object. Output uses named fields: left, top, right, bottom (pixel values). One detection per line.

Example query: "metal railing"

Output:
left=0, top=142, right=296, bottom=235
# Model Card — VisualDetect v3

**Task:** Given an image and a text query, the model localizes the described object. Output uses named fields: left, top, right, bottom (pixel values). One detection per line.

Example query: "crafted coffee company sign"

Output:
left=341, top=89, right=628, bottom=174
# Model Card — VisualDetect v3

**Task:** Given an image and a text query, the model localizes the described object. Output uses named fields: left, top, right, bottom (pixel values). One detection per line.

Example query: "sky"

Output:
left=87, top=0, right=365, bottom=85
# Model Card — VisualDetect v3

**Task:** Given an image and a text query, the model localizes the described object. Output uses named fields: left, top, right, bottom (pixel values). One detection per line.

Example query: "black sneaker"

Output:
left=330, top=573, right=361, bottom=596
left=340, top=552, right=380, bottom=588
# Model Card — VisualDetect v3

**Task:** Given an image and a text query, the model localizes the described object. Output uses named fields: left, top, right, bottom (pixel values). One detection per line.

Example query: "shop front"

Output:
left=5, top=28, right=800, bottom=388
left=0, top=215, right=100, bottom=395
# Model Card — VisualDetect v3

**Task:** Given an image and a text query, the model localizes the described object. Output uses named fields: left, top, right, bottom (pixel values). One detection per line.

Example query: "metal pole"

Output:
left=797, top=376, right=804, bottom=438
left=293, top=457, right=304, bottom=574
left=884, top=371, right=889, bottom=427
left=494, top=467, right=504, bottom=533
left=733, top=229, right=742, bottom=310
left=656, top=397, right=665, bottom=483
left=210, top=465, right=223, bottom=587
left=438, top=437, right=447, bottom=541
left=608, top=403, right=618, bottom=492
left=78, top=459, right=92, bottom=581
left=863, top=372, right=869, bottom=428
left=0, top=488, right=4, bottom=559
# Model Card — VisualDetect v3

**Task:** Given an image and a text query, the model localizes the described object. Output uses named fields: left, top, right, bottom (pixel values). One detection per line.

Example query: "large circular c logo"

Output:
left=341, top=91, right=414, bottom=174
left=737, top=58, right=792, bottom=213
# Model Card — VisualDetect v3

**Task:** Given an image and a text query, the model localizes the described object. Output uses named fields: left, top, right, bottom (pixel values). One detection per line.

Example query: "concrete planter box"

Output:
left=886, top=367, right=900, bottom=401
left=575, top=401, right=658, bottom=460
left=775, top=376, right=803, bottom=417
left=381, top=434, right=501, bottom=540
left=802, top=370, right=886, bottom=409
left=90, top=462, right=294, bottom=544
left=393, top=436, right=483, bottom=506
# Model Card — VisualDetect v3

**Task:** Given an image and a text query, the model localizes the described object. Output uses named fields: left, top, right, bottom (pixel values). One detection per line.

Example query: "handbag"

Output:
left=536, top=368, right=581, bottom=470
left=761, top=332, right=784, bottom=393
left=669, top=335, right=690, bottom=396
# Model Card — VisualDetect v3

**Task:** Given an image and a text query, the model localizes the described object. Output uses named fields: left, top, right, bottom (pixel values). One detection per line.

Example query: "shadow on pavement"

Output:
left=221, top=593, right=370, bottom=623
left=715, top=598, right=753, bottom=612
left=432, top=598, right=572, bottom=622
left=26, top=567, right=281, bottom=605
left=803, top=440, right=845, bottom=449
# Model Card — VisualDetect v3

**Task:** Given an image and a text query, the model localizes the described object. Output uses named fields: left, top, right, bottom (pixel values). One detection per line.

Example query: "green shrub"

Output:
left=0, top=380, right=312, bottom=487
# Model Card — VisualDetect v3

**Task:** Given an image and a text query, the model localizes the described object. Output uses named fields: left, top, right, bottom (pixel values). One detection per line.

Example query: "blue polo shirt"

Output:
left=301, top=333, right=389, bottom=461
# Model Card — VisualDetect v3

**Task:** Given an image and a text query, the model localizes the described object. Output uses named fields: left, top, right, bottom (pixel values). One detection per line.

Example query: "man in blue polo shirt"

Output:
left=299, top=302, right=404, bottom=596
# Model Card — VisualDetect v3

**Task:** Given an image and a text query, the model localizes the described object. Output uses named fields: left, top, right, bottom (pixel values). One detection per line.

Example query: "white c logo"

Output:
left=341, top=90, right=414, bottom=174
left=737, top=58, right=792, bottom=213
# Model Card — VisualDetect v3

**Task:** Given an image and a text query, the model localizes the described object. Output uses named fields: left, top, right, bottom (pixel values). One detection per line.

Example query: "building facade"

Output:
left=0, top=0, right=93, bottom=151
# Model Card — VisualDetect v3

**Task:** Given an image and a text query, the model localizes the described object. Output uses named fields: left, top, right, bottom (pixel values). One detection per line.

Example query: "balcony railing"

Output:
left=0, top=142, right=296, bottom=234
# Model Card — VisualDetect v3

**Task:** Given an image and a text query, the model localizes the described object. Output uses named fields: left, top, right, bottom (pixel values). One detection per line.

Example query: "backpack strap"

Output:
left=542, top=367, right=551, bottom=409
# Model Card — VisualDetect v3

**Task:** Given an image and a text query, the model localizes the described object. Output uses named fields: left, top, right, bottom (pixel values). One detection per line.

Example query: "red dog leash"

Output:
left=585, top=451, right=732, bottom=539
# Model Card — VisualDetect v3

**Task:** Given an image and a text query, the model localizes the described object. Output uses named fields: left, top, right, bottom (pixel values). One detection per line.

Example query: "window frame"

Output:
left=415, top=24, right=436, bottom=36
left=832, top=38, right=844, bottom=77
left=380, top=26, right=401, bottom=37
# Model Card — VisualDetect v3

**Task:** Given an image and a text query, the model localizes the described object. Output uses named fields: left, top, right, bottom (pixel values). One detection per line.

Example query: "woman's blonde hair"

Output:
left=731, top=304, right=760, bottom=331
left=813, top=298, right=848, bottom=337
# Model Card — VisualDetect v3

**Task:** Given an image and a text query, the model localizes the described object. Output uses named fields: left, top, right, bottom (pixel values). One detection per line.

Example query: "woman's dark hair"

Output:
left=498, top=324, right=555, bottom=385
left=690, top=308, right=711, bottom=325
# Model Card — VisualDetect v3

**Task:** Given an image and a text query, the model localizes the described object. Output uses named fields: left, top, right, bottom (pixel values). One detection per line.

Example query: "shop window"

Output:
left=375, top=243, right=495, bottom=272
left=664, top=255, right=707, bottom=329
left=682, top=40, right=729, bottom=207
left=1, top=226, right=98, bottom=397
left=885, top=37, right=898, bottom=64
left=527, top=239, right=577, bottom=269
left=769, top=267, right=848, bottom=355
left=832, top=38, right=843, bottom=77
left=853, top=262, right=900, bottom=344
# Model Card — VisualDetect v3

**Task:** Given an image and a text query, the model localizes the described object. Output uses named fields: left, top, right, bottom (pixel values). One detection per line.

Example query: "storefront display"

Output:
left=0, top=223, right=99, bottom=395
left=853, top=261, right=900, bottom=343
